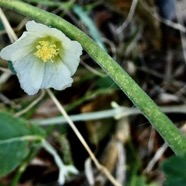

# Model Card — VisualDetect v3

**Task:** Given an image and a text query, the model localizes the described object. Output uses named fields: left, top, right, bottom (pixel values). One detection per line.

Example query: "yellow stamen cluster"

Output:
left=34, top=40, right=59, bottom=62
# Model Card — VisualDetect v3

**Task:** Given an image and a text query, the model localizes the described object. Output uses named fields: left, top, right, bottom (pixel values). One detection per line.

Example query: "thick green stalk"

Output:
left=0, top=0, right=186, bottom=155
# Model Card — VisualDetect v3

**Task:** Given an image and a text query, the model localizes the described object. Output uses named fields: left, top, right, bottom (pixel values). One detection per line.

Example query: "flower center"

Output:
left=34, top=40, right=59, bottom=62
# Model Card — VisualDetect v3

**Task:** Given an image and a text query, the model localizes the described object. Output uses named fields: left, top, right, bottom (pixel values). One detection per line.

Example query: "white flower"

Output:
left=0, top=21, right=82, bottom=95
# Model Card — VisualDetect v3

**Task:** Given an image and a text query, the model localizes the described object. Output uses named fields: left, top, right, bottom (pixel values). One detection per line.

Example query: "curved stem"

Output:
left=0, top=0, right=186, bottom=155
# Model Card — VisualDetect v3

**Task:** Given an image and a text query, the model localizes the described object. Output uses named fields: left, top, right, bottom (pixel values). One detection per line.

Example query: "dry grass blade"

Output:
left=46, top=89, right=122, bottom=186
left=14, top=90, right=46, bottom=117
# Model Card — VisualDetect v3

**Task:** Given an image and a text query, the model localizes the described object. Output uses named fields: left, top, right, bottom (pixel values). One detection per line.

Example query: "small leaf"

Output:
left=161, top=153, right=186, bottom=186
left=0, top=141, right=29, bottom=177
left=0, top=112, right=45, bottom=177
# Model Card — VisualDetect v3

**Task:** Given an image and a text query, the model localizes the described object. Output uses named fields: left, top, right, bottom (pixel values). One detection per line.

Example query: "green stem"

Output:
left=0, top=0, right=186, bottom=155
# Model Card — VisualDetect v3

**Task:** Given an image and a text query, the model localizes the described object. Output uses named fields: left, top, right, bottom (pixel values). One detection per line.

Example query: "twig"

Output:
left=102, top=37, right=117, bottom=60
left=116, top=0, right=139, bottom=34
left=0, top=67, right=11, bottom=73
left=144, top=143, right=168, bottom=173
left=0, top=8, right=16, bottom=85
left=14, top=90, right=45, bottom=117
left=0, top=8, right=17, bottom=42
left=175, top=2, right=186, bottom=63
left=33, top=104, right=186, bottom=126
left=0, top=70, right=11, bottom=85
left=140, top=1, right=186, bottom=33
left=80, top=59, right=105, bottom=77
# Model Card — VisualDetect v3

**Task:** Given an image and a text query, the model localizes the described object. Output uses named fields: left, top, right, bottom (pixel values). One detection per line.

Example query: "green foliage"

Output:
left=0, top=112, right=45, bottom=177
left=1, top=0, right=185, bottom=155
left=0, top=142, right=29, bottom=177
left=130, top=175, right=157, bottom=186
left=161, top=153, right=186, bottom=186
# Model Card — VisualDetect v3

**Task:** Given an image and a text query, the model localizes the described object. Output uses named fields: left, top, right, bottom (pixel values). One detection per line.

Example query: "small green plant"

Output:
left=0, top=0, right=185, bottom=155
left=0, top=0, right=186, bottom=185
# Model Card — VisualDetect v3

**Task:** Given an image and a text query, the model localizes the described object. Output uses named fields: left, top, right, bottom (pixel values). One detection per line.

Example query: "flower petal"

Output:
left=41, top=60, right=72, bottom=90
left=13, top=54, right=45, bottom=95
left=61, top=41, right=82, bottom=75
left=26, top=21, right=83, bottom=75
left=0, top=32, right=37, bottom=61
left=26, top=21, right=66, bottom=39
left=0, top=21, right=83, bottom=95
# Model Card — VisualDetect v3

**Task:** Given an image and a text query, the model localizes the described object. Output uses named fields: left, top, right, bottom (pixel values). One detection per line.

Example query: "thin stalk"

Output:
left=0, top=0, right=186, bottom=155
left=32, top=104, right=186, bottom=125
left=47, top=89, right=122, bottom=186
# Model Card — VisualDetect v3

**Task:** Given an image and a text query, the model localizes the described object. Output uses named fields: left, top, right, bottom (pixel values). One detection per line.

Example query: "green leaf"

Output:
left=130, top=175, right=157, bottom=186
left=131, top=175, right=147, bottom=186
left=0, top=112, right=45, bottom=177
left=0, top=141, right=29, bottom=177
left=161, top=154, right=186, bottom=186
left=73, top=5, right=107, bottom=52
